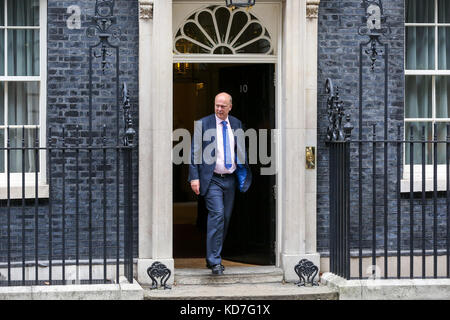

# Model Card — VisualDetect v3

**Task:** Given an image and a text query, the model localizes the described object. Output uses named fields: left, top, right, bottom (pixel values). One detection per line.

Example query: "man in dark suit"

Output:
left=188, top=92, right=251, bottom=275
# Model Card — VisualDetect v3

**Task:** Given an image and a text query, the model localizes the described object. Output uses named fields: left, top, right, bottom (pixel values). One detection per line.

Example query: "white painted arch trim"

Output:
left=173, top=5, right=273, bottom=55
left=137, top=0, right=321, bottom=284
left=173, top=1, right=280, bottom=56
left=173, top=53, right=277, bottom=63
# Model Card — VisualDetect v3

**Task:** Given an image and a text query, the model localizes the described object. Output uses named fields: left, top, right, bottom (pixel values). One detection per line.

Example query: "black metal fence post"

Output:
left=433, top=123, right=438, bottom=279
left=7, top=127, right=11, bottom=286
left=396, top=125, right=402, bottom=279
left=21, top=125, right=25, bottom=286
left=344, top=116, right=353, bottom=280
left=75, top=125, right=80, bottom=284
left=62, top=126, right=66, bottom=283
left=326, top=78, right=353, bottom=279
left=409, top=125, right=414, bottom=279
left=447, top=124, right=450, bottom=278
left=122, top=83, right=136, bottom=284
left=123, top=145, right=133, bottom=283
left=34, top=128, right=39, bottom=285
left=48, top=127, right=53, bottom=285
left=102, top=125, right=107, bottom=283
left=328, top=131, right=353, bottom=279
left=372, top=124, right=377, bottom=277
left=422, top=125, right=426, bottom=279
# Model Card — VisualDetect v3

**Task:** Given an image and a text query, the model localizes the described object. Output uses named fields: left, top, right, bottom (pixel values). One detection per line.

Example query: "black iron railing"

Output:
left=327, top=79, right=450, bottom=279
left=0, top=129, right=134, bottom=286
left=330, top=126, right=450, bottom=280
left=325, top=0, right=450, bottom=280
left=0, top=127, right=134, bottom=286
left=0, top=1, right=136, bottom=287
left=0, top=84, right=135, bottom=287
left=326, top=78, right=353, bottom=280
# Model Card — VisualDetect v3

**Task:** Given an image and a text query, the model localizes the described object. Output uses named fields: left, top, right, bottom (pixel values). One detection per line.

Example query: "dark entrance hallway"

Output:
left=173, top=63, right=276, bottom=268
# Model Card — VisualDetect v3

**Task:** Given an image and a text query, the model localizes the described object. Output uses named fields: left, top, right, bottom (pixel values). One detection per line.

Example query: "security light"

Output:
left=225, top=0, right=256, bottom=8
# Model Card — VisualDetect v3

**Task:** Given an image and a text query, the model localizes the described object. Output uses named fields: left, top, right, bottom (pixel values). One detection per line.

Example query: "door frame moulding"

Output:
left=172, top=0, right=283, bottom=269
left=173, top=54, right=277, bottom=64
left=137, top=0, right=321, bottom=285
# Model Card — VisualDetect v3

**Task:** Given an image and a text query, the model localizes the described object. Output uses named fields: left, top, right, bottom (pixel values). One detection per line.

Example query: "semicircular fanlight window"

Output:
left=174, top=5, right=273, bottom=55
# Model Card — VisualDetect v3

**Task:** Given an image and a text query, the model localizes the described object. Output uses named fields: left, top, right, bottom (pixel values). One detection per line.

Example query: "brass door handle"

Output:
left=306, top=146, right=315, bottom=169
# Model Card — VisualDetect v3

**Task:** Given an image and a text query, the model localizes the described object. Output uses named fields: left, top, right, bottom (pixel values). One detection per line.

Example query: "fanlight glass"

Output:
left=174, top=5, right=272, bottom=55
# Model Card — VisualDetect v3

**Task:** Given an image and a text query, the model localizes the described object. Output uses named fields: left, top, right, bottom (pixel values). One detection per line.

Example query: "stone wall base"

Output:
left=321, top=272, right=450, bottom=300
left=0, top=277, right=143, bottom=300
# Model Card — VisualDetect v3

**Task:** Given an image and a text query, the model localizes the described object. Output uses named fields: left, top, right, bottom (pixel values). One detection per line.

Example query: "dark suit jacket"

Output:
left=188, top=114, right=252, bottom=196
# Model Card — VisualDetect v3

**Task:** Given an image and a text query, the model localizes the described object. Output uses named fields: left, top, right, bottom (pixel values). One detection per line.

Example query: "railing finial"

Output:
left=122, top=83, right=136, bottom=147
left=344, top=114, right=354, bottom=141
left=326, top=78, right=351, bottom=142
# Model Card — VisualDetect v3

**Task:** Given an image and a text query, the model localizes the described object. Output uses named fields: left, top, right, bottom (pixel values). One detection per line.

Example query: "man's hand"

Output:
left=190, top=179, right=200, bottom=195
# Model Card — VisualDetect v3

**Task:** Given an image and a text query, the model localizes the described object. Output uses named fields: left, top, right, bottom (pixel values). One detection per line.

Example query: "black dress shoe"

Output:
left=211, top=264, right=224, bottom=275
left=206, top=263, right=225, bottom=271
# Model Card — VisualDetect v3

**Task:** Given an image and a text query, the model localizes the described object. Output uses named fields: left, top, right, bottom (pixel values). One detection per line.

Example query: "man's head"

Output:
left=214, top=92, right=232, bottom=121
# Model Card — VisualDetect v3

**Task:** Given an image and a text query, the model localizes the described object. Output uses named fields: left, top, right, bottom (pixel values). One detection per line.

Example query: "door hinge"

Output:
left=272, top=185, right=277, bottom=200
left=271, top=241, right=277, bottom=264
left=273, top=72, right=276, bottom=87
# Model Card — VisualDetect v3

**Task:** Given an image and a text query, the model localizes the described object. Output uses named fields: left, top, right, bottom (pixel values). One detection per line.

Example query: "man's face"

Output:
left=215, top=94, right=232, bottom=120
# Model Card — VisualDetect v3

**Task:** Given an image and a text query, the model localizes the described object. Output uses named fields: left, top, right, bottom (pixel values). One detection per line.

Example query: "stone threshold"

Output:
left=142, top=266, right=336, bottom=300
left=143, top=282, right=338, bottom=300
left=0, top=277, right=144, bottom=300
left=174, top=266, right=284, bottom=285
left=321, top=272, right=450, bottom=300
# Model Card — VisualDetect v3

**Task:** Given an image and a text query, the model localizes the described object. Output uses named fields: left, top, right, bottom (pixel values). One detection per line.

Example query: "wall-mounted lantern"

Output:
left=359, top=0, right=390, bottom=36
left=225, top=0, right=256, bottom=9
left=358, top=0, right=391, bottom=71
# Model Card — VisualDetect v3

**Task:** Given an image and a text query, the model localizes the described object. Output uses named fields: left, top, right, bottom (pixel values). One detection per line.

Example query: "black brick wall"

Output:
left=0, top=0, right=139, bottom=263
left=317, top=0, right=406, bottom=254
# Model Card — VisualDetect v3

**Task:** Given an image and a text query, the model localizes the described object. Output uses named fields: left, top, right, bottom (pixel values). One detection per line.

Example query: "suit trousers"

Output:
left=204, top=174, right=236, bottom=266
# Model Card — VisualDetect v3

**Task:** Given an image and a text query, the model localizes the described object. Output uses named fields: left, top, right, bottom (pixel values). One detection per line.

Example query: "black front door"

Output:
left=218, top=64, right=276, bottom=265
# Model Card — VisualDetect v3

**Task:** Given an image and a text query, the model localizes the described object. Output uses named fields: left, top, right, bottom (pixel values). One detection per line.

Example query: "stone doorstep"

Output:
left=0, top=279, right=145, bottom=300
left=143, top=283, right=338, bottom=300
left=321, top=272, right=450, bottom=300
left=142, top=266, right=337, bottom=300
left=173, top=266, right=284, bottom=286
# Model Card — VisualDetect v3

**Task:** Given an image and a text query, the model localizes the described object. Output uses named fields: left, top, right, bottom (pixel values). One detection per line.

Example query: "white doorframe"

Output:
left=137, top=0, right=174, bottom=286
left=172, top=1, right=283, bottom=269
left=136, top=0, right=320, bottom=285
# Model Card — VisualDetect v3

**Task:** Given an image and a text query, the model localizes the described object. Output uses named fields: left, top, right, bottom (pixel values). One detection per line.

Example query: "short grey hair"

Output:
left=216, top=92, right=232, bottom=105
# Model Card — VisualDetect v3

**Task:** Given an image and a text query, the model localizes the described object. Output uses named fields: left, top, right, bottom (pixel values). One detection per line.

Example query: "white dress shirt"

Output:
left=214, top=115, right=236, bottom=174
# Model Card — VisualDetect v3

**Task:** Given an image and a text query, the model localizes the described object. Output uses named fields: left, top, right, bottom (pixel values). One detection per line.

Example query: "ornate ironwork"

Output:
left=365, top=39, right=381, bottom=71
left=358, top=0, right=391, bottom=71
left=147, top=262, right=172, bottom=290
left=85, top=1, right=135, bottom=284
left=86, top=0, right=123, bottom=146
left=294, top=259, right=319, bottom=287
left=356, top=0, right=390, bottom=191
left=87, top=0, right=121, bottom=74
left=122, top=83, right=136, bottom=147
left=326, top=78, right=352, bottom=142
